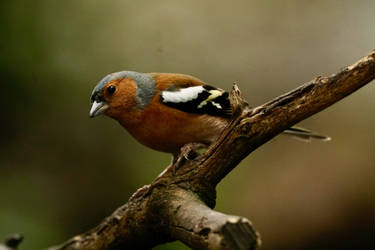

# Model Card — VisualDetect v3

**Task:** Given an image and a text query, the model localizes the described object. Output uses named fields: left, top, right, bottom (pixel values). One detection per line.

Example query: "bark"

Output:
left=47, top=50, right=375, bottom=250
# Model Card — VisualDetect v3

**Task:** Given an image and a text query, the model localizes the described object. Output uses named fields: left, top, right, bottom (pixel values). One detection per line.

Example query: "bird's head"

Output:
left=89, top=71, right=156, bottom=119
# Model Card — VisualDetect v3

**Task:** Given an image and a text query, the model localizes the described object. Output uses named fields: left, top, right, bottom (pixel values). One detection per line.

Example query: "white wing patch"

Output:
left=161, top=86, right=204, bottom=103
left=161, top=84, right=231, bottom=117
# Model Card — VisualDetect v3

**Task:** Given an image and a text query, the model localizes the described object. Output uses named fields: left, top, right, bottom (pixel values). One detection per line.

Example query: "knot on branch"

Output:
left=229, top=84, right=249, bottom=117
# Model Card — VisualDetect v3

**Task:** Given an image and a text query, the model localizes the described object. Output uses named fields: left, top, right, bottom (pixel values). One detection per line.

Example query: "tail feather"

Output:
left=282, top=126, right=331, bottom=142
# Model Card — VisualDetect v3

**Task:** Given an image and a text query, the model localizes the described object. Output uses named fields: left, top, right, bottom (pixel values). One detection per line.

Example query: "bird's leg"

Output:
left=173, top=142, right=208, bottom=173
left=157, top=157, right=177, bottom=178
left=157, top=143, right=209, bottom=177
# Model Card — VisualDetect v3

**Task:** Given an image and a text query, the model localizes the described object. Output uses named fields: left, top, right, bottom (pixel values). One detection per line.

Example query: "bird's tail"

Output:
left=282, top=126, right=331, bottom=142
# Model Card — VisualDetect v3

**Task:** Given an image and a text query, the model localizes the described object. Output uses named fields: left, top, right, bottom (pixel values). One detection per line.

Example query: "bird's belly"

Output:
left=124, top=109, right=228, bottom=155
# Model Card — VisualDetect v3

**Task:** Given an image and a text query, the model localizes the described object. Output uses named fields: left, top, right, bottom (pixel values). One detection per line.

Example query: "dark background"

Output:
left=1, top=1, right=374, bottom=249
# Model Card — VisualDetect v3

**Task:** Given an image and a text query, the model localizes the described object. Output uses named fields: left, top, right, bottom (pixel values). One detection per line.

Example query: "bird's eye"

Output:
left=107, top=85, right=116, bottom=94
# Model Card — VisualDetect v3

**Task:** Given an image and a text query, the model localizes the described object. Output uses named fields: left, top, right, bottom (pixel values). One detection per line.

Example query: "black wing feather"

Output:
left=160, top=85, right=232, bottom=118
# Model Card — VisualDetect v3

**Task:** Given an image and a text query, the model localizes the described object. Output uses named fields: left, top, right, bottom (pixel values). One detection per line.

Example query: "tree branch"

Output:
left=47, top=50, right=375, bottom=250
left=197, top=50, right=375, bottom=186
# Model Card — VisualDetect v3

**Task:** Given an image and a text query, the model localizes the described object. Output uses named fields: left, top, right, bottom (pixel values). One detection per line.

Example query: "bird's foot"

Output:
left=157, top=143, right=208, bottom=177
left=157, top=164, right=173, bottom=178
left=130, top=184, right=151, bottom=200
left=172, top=143, right=208, bottom=174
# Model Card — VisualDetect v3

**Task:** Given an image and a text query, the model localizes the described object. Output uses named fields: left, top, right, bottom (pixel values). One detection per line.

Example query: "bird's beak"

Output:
left=89, top=101, right=109, bottom=118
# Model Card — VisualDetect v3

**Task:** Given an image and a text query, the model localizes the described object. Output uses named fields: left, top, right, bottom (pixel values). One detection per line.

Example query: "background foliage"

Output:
left=1, top=1, right=374, bottom=249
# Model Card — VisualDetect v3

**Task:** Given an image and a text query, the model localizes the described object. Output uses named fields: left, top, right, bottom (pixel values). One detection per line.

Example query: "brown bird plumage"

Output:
left=90, top=71, right=330, bottom=160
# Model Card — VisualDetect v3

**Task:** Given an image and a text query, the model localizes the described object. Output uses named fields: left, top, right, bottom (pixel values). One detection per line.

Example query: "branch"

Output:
left=197, top=50, right=375, bottom=186
left=47, top=50, right=375, bottom=250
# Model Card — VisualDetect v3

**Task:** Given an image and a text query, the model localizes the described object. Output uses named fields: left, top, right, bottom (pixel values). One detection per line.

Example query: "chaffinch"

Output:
left=89, top=71, right=330, bottom=162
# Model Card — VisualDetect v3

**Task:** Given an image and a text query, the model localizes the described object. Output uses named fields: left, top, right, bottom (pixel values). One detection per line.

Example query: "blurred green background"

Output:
left=1, top=0, right=374, bottom=249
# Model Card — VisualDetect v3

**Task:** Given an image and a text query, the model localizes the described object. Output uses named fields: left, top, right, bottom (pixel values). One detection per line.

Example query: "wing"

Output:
left=160, top=84, right=232, bottom=118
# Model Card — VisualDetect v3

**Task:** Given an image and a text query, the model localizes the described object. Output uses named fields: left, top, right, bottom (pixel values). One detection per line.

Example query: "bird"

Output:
left=89, top=71, right=330, bottom=164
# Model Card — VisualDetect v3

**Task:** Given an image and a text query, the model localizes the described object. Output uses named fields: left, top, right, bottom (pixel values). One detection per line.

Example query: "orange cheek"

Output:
left=105, top=78, right=138, bottom=118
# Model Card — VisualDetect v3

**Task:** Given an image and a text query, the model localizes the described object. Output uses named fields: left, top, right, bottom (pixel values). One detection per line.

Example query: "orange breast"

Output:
left=119, top=94, right=228, bottom=155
